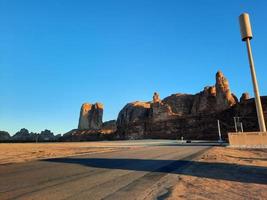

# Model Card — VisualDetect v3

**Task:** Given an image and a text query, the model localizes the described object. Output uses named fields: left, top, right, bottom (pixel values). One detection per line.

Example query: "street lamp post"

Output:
left=239, top=13, right=266, bottom=132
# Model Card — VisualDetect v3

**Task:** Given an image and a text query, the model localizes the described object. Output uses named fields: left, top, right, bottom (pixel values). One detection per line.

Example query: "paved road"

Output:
left=0, top=140, right=214, bottom=200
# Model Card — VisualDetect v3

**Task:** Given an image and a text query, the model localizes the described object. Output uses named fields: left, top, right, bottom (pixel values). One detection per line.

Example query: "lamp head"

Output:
left=239, top=13, right=253, bottom=41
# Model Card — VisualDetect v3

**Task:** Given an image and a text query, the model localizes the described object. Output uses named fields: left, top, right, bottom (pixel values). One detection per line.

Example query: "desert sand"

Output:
left=167, top=147, right=267, bottom=200
left=0, top=142, right=136, bottom=165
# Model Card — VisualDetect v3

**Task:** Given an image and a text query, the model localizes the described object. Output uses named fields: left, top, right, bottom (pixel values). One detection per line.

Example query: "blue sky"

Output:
left=1, top=0, right=266, bottom=135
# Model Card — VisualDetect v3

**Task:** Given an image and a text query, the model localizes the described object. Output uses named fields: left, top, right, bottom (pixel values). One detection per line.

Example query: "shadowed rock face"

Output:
left=11, top=129, right=58, bottom=142
left=78, top=103, right=103, bottom=130
left=191, top=86, right=217, bottom=114
left=150, top=102, right=174, bottom=122
left=102, top=120, right=117, bottom=133
left=0, top=131, right=10, bottom=141
left=240, top=92, right=250, bottom=103
left=163, top=94, right=195, bottom=115
left=117, top=102, right=150, bottom=127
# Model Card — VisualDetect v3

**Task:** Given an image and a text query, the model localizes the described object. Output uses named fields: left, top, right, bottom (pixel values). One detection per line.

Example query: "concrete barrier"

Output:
left=228, top=132, right=267, bottom=148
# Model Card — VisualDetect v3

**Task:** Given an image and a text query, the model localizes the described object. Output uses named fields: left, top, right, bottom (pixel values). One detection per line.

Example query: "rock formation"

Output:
left=189, top=71, right=237, bottom=114
left=102, top=120, right=117, bottom=133
left=153, top=92, right=161, bottom=103
left=115, top=70, right=262, bottom=140
left=68, top=70, right=266, bottom=141
left=215, top=71, right=237, bottom=110
left=10, top=128, right=58, bottom=142
left=62, top=102, right=116, bottom=141
left=38, top=129, right=60, bottom=141
left=116, top=101, right=150, bottom=139
left=0, top=131, right=10, bottom=141
left=150, top=92, right=174, bottom=122
left=191, top=86, right=217, bottom=114
left=240, top=92, right=250, bottom=103
left=150, top=102, right=173, bottom=122
left=12, top=128, right=37, bottom=141
left=162, top=94, right=195, bottom=115
left=78, top=102, right=103, bottom=130
left=61, top=119, right=117, bottom=141
left=117, top=102, right=150, bottom=126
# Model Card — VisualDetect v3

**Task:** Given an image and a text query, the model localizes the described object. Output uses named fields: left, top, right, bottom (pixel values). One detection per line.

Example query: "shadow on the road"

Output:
left=45, top=157, right=267, bottom=185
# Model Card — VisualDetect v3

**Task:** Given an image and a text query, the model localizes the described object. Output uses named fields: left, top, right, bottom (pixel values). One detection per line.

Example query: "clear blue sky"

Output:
left=1, top=0, right=266, bottom=135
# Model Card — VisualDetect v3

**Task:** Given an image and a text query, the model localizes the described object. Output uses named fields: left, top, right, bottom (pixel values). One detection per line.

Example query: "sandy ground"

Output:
left=0, top=142, right=135, bottom=165
left=167, top=147, right=267, bottom=200
left=0, top=140, right=187, bottom=165
left=1, top=142, right=266, bottom=199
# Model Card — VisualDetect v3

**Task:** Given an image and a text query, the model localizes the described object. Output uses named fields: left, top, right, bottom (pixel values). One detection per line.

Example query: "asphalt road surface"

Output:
left=0, top=140, right=215, bottom=200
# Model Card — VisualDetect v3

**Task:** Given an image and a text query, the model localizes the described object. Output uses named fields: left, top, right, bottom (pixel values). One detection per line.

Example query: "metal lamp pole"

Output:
left=239, top=13, right=266, bottom=132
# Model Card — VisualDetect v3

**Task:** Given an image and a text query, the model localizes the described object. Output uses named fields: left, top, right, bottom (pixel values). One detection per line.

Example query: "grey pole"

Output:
left=234, top=117, right=237, bottom=132
left=239, top=13, right=266, bottom=133
left=217, top=120, right=223, bottom=142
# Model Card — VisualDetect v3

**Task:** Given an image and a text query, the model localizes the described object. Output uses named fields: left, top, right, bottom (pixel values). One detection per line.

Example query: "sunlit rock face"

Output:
left=78, top=103, right=92, bottom=130
left=215, top=71, right=237, bottom=110
left=191, top=71, right=237, bottom=114
left=78, top=102, right=103, bottom=130
left=63, top=103, right=115, bottom=141
left=240, top=92, right=250, bottom=103
left=153, top=92, right=161, bottom=103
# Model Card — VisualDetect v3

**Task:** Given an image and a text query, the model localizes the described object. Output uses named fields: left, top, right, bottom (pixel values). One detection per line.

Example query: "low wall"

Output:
left=228, top=132, right=267, bottom=148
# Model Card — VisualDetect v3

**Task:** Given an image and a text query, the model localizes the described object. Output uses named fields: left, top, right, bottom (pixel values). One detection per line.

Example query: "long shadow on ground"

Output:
left=45, top=157, right=267, bottom=185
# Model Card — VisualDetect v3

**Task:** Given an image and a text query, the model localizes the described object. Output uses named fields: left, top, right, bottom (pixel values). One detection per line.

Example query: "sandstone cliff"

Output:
left=116, top=71, right=266, bottom=140
left=63, top=102, right=116, bottom=141
left=163, top=94, right=195, bottom=115
left=78, top=102, right=103, bottom=130
left=116, top=101, right=150, bottom=139
left=65, top=70, right=266, bottom=141
left=215, top=71, right=237, bottom=110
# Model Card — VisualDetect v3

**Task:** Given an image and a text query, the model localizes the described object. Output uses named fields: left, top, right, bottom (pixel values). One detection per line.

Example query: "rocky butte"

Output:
left=62, top=71, right=267, bottom=141
left=62, top=103, right=117, bottom=141
left=78, top=102, right=104, bottom=130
